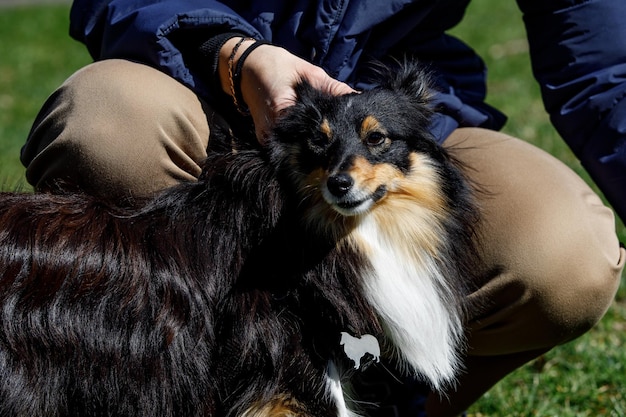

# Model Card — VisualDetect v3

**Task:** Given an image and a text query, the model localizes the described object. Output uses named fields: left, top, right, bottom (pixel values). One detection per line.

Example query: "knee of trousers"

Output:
left=450, top=129, right=626, bottom=356
left=21, top=59, right=211, bottom=199
left=468, top=229, right=623, bottom=357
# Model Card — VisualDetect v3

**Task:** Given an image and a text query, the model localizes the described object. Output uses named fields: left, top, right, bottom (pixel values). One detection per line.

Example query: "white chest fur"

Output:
left=351, top=215, right=463, bottom=389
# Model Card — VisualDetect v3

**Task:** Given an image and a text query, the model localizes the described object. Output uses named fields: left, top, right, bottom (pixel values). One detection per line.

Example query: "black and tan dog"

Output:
left=0, top=61, right=479, bottom=417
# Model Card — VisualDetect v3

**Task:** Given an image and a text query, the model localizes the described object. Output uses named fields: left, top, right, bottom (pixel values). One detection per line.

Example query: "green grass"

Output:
left=0, top=3, right=90, bottom=188
left=0, top=2, right=624, bottom=416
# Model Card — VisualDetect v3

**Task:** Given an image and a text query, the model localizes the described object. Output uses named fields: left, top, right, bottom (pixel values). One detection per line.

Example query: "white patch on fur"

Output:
left=326, top=361, right=359, bottom=417
left=354, top=216, right=463, bottom=389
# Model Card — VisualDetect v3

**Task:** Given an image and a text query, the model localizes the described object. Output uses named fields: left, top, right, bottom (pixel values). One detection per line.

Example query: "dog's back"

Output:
left=0, top=141, right=290, bottom=415
left=0, top=138, right=369, bottom=417
left=0, top=188, right=216, bottom=415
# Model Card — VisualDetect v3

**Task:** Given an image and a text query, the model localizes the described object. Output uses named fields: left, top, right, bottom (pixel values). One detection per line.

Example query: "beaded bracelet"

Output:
left=228, top=38, right=271, bottom=115
left=227, top=37, right=255, bottom=114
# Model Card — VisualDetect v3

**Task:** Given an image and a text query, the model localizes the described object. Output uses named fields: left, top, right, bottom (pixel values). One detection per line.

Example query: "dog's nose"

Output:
left=327, top=173, right=353, bottom=197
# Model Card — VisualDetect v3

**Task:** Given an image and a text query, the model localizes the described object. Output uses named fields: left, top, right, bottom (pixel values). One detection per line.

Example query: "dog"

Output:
left=0, top=60, right=479, bottom=417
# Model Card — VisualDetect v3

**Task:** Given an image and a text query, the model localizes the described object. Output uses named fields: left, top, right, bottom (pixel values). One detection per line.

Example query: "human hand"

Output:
left=219, top=38, right=355, bottom=143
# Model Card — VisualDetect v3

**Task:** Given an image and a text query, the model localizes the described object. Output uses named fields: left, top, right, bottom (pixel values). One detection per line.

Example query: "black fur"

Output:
left=0, top=60, right=479, bottom=417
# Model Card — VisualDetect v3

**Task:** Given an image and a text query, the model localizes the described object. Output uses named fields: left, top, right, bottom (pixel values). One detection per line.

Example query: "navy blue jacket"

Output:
left=69, top=0, right=626, bottom=220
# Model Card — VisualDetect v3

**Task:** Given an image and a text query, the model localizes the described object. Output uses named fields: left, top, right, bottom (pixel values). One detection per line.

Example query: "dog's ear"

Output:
left=271, top=79, right=325, bottom=147
left=293, top=79, right=327, bottom=108
left=375, top=59, right=434, bottom=107
left=273, top=79, right=324, bottom=125
left=278, top=79, right=328, bottom=126
left=274, top=80, right=317, bottom=123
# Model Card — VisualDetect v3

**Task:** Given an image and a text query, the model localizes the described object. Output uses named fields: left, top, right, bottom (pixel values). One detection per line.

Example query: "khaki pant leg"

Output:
left=427, top=127, right=625, bottom=416
left=21, top=59, right=211, bottom=200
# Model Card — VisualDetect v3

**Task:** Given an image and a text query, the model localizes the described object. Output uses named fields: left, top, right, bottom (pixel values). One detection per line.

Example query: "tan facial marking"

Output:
left=350, top=156, right=403, bottom=193
left=368, top=153, right=451, bottom=258
left=320, top=118, right=333, bottom=140
left=360, top=115, right=387, bottom=139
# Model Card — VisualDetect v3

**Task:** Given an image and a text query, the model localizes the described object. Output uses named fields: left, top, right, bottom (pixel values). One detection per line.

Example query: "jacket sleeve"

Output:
left=69, top=0, right=262, bottom=98
left=519, top=0, right=626, bottom=220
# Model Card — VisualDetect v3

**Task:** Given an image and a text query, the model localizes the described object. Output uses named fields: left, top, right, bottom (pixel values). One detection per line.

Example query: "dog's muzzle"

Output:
left=324, top=173, right=387, bottom=216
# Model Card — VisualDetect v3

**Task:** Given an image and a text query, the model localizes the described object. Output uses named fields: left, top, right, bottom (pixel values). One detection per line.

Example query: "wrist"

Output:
left=197, top=32, right=244, bottom=96
left=218, top=37, right=256, bottom=112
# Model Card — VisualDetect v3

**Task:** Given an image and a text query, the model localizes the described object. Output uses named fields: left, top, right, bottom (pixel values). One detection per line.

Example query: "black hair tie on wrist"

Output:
left=232, top=40, right=271, bottom=115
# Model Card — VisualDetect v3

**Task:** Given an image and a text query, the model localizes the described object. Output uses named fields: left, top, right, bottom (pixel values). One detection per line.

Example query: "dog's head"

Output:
left=269, top=62, right=452, bottom=223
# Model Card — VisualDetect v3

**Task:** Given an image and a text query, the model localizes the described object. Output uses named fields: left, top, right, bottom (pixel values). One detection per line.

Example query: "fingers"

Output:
left=315, top=77, right=357, bottom=97
left=296, top=64, right=357, bottom=98
left=236, top=43, right=355, bottom=143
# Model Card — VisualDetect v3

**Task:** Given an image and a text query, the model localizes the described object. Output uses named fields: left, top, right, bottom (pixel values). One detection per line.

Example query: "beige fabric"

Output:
left=22, top=59, right=211, bottom=200
left=22, top=59, right=625, bottom=416
left=447, top=130, right=623, bottom=355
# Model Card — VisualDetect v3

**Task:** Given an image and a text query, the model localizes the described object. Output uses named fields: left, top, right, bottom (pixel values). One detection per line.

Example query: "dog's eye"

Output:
left=365, top=131, right=387, bottom=147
